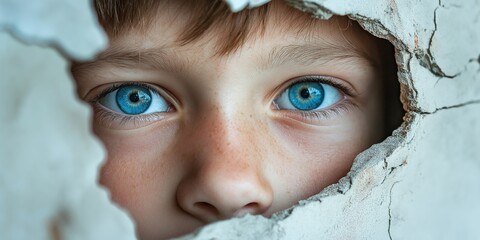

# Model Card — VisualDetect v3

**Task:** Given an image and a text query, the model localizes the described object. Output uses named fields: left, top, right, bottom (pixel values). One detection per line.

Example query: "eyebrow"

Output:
left=73, top=46, right=189, bottom=74
left=73, top=41, right=376, bottom=74
left=261, top=42, right=377, bottom=71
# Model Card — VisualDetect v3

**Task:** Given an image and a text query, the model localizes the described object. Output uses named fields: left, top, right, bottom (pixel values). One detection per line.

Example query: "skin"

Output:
left=72, top=2, right=385, bottom=239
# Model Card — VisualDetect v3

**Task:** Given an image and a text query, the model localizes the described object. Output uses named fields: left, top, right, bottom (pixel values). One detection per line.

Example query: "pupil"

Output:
left=129, top=92, right=140, bottom=103
left=300, top=88, right=310, bottom=99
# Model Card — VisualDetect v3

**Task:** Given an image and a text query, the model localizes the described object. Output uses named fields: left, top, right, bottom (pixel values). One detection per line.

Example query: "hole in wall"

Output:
left=69, top=0, right=405, bottom=239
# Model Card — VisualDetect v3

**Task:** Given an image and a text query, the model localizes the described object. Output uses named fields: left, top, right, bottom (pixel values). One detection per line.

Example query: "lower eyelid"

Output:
left=92, top=104, right=171, bottom=129
left=273, top=99, right=358, bottom=123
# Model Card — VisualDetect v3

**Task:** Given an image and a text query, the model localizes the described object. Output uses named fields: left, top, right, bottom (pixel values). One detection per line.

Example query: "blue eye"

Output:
left=274, top=81, right=342, bottom=111
left=99, top=85, right=170, bottom=115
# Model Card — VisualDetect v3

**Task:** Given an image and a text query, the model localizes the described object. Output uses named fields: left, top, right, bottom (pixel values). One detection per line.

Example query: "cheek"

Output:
left=93, top=122, right=180, bottom=222
left=269, top=111, right=373, bottom=202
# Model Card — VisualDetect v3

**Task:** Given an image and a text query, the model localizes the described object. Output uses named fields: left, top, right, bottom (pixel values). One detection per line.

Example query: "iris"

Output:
left=116, top=85, right=152, bottom=114
left=288, top=82, right=325, bottom=110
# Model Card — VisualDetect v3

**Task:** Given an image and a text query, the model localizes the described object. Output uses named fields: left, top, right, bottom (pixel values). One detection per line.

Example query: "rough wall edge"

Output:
left=0, top=1, right=107, bottom=61
left=284, top=0, right=334, bottom=19
left=0, top=26, right=105, bottom=62
left=354, top=20, right=419, bottom=113
left=278, top=0, right=415, bottom=205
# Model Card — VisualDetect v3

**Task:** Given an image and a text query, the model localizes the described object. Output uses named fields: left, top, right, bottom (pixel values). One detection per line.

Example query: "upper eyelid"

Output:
left=274, top=75, right=356, bottom=100
left=306, top=76, right=354, bottom=96
left=92, top=82, right=157, bottom=101
left=90, top=82, right=180, bottom=107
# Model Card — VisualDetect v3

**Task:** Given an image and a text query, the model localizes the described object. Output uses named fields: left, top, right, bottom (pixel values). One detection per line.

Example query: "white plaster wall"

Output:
left=1, top=0, right=479, bottom=239
left=0, top=0, right=136, bottom=239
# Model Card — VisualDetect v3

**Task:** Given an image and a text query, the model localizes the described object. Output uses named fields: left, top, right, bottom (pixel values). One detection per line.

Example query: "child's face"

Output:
left=73, top=2, right=384, bottom=239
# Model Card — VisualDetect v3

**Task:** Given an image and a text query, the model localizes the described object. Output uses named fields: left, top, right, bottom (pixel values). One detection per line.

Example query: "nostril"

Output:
left=243, top=202, right=260, bottom=210
left=233, top=202, right=262, bottom=217
left=193, top=202, right=219, bottom=219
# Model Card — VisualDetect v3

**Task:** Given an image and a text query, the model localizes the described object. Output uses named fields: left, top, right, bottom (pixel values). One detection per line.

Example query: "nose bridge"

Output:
left=203, top=106, right=235, bottom=157
left=176, top=101, right=273, bottom=222
left=197, top=92, right=261, bottom=158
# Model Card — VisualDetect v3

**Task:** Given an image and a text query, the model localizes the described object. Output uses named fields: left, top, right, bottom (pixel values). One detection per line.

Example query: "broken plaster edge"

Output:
left=0, top=0, right=107, bottom=61
left=281, top=0, right=416, bottom=197
left=224, top=0, right=272, bottom=12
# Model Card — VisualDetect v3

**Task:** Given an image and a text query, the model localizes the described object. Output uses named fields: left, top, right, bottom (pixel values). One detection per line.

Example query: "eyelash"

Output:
left=91, top=82, right=160, bottom=103
left=295, top=76, right=355, bottom=97
left=90, top=76, right=356, bottom=127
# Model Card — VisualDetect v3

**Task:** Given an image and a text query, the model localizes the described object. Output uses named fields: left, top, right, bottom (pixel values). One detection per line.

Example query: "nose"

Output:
left=176, top=111, right=273, bottom=222
left=176, top=164, right=273, bottom=222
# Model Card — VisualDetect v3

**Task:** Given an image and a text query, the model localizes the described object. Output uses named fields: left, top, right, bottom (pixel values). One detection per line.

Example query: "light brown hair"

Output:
left=93, top=0, right=319, bottom=55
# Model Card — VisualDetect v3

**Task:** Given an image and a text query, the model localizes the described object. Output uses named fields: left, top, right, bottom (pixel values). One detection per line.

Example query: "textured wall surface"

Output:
left=0, top=0, right=136, bottom=239
left=1, top=0, right=479, bottom=239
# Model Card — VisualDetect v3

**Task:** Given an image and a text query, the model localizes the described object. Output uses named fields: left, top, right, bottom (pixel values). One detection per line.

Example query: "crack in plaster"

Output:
left=381, top=159, right=407, bottom=186
left=469, top=54, right=480, bottom=65
left=415, top=0, right=458, bottom=78
left=418, top=99, right=480, bottom=114
left=286, top=0, right=334, bottom=19
left=351, top=14, right=405, bottom=47
left=402, top=52, right=421, bottom=113
left=335, top=175, right=353, bottom=194
left=362, top=157, right=406, bottom=204
left=388, top=181, right=400, bottom=240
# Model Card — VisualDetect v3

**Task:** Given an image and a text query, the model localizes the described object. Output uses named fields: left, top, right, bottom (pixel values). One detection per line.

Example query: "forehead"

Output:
left=108, top=1, right=379, bottom=63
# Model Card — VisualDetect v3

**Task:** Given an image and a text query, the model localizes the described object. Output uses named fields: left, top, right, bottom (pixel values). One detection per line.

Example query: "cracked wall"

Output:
left=1, top=0, right=479, bottom=239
